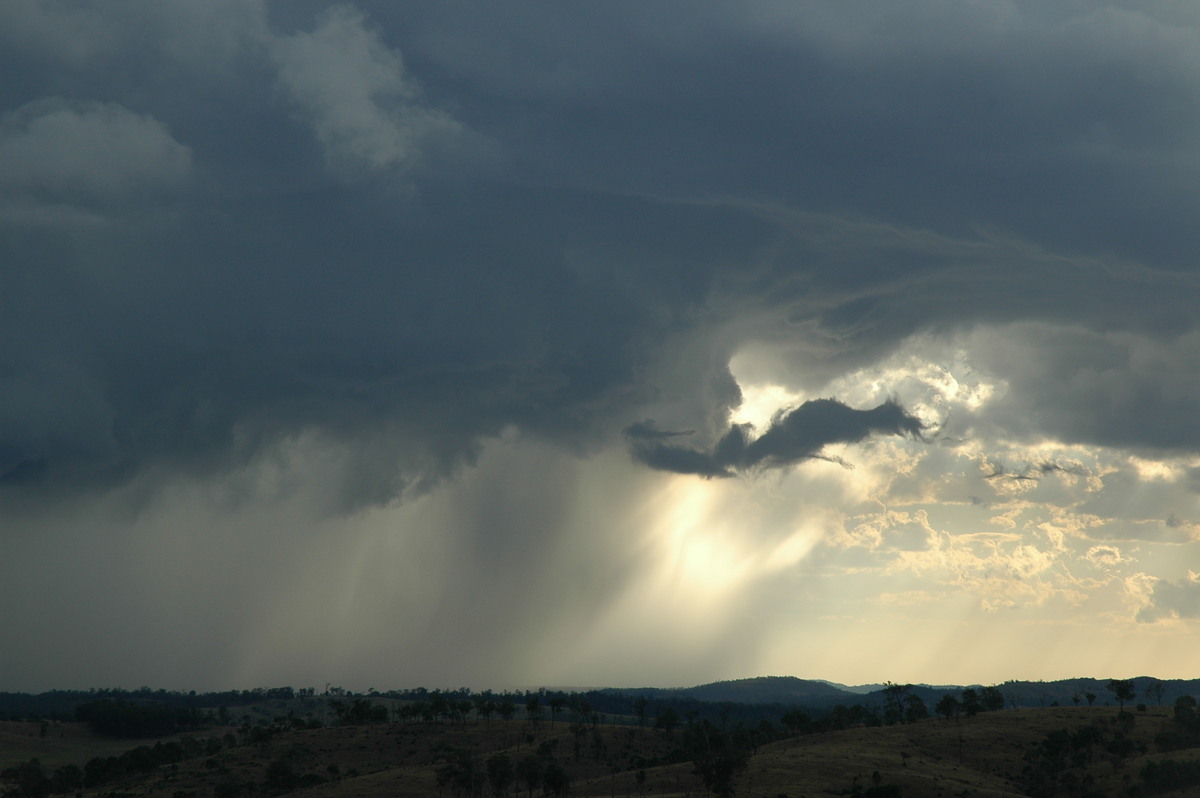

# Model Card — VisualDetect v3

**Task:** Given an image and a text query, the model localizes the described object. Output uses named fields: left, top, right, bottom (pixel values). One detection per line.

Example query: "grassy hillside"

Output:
left=7, top=703, right=1200, bottom=797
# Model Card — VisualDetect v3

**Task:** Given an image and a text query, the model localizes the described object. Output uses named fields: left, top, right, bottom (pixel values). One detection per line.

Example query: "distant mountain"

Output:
left=595, top=676, right=860, bottom=707
left=677, top=676, right=857, bottom=703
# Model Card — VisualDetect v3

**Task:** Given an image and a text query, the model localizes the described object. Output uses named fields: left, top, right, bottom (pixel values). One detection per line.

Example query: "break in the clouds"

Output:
left=4, top=1, right=1200, bottom=692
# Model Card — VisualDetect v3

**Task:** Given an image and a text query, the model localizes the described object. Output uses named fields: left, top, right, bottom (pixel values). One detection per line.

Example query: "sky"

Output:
left=4, top=1, right=1200, bottom=694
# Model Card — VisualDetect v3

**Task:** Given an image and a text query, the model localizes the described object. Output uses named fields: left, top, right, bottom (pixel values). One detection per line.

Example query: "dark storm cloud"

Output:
left=3, top=1, right=1200, bottom=507
left=628, top=398, right=925, bottom=478
left=380, top=1, right=1200, bottom=265
left=6, top=0, right=1200, bottom=693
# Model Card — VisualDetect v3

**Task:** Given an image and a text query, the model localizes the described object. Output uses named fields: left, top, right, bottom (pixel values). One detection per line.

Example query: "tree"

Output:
left=542, top=762, right=570, bottom=798
left=548, top=696, right=566, bottom=729
left=498, top=697, right=516, bottom=725
left=684, top=719, right=752, bottom=798
left=430, top=691, right=449, bottom=724
left=516, top=754, right=542, bottom=798
left=1146, top=679, right=1166, bottom=706
left=980, top=686, right=1005, bottom=712
left=1108, top=679, right=1136, bottom=713
left=655, top=706, right=681, bottom=736
left=486, top=753, right=514, bottom=798
left=475, top=695, right=495, bottom=728
left=780, top=708, right=811, bottom=737
left=455, top=699, right=473, bottom=726
left=49, top=764, right=83, bottom=795
left=1, top=759, right=50, bottom=798
left=881, top=682, right=911, bottom=725
left=633, top=696, right=648, bottom=730
left=1174, top=695, right=1199, bottom=734
left=936, top=694, right=960, bottom=720
left=904, top=694, right=929, bottom=723
left=524, top=695, right=541, bottom=727
left=329, top=697, right=386, bottom=725
left=961, top=688, right=982, bottom=717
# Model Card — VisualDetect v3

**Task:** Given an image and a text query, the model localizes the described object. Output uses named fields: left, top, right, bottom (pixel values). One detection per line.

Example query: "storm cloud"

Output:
left=4, top=2, right=1200, bottom=691
left=629, top=399, right=925, bottom=477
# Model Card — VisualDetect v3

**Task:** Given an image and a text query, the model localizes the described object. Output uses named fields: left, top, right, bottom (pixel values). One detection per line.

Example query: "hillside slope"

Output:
left=8, top=704, right=1200, bottom=797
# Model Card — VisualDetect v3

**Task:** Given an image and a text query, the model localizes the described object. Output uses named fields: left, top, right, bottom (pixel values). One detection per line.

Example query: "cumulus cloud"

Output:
left=1085, top=544, right=1128, bottom=569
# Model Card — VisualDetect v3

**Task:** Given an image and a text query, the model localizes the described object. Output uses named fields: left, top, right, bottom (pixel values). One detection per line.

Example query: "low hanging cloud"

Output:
left=627, top=398, right=925, bottom=478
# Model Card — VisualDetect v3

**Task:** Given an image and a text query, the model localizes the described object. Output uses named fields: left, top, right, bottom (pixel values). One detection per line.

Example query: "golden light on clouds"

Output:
left=728, top=381, right=807, bottom=430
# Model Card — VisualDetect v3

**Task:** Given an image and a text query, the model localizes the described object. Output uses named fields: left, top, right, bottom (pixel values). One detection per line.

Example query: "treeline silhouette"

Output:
left=74, top=700, right=208, bottom=738
left=0, top=686, right=303, bottom=723
left=2, top=735, right=235, bottom=796
left=0, top=675, right=1190, bottom=726
left=0, top=682, right=1014, bottom=735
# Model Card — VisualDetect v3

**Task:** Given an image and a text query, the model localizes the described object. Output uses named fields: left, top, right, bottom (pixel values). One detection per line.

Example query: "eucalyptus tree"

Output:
left=1108, top=679, right=1136, bottom=713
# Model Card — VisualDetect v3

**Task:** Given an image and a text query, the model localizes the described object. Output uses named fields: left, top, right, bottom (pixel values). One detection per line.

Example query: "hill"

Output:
left=647, top=675, right=1200, bottom=711
left=607, top=675, right=856, bottom=704
left=7, top=701, right=1200, bottom=797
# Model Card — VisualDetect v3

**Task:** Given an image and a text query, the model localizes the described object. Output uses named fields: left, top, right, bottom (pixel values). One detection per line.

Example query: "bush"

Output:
left=1141, top=758, right=1200, bottom=793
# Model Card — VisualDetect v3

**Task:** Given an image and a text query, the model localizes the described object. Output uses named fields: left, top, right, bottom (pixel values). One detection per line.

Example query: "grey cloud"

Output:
left=270, top=4, right=458, bottom=175
left=1137, top=575, right=1200, bottom=622
left=0, top=1, right=267, bottom=68
left=628, top=398, right=925, bottom=478
left=624, top=421, right=694, bottom=442
left=4, top=0, right=1200, bottom=692
left=381, top=1, right=1200, bottom=265
left=965, top=325, right=1200, bottom=453
left=0, top=99, right=192, bottom=204
left=2, top=0, right=1200, bottom=508
left=983, top=460, right=1091, bottom=483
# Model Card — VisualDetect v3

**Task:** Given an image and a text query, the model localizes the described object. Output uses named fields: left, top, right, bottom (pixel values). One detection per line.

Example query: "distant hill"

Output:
left=4, top=675, right=1200, bottom=724
left=678, top=676, right=857, bottom=703
left=596, top=675, right=1200, bottom=711
left=819, top=680, right=882, bottom=695
left=595, top=676, right=859, bottom=707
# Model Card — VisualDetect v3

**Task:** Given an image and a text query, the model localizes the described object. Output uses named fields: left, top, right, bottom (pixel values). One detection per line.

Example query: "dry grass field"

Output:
left=0, top=719, right=200, bottom=771
left=6, top=705, right=1200, bottom=797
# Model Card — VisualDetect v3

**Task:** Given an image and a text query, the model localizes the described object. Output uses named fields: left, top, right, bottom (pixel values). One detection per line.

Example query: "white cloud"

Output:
left=1085, top=544, right=1128, bottom=568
